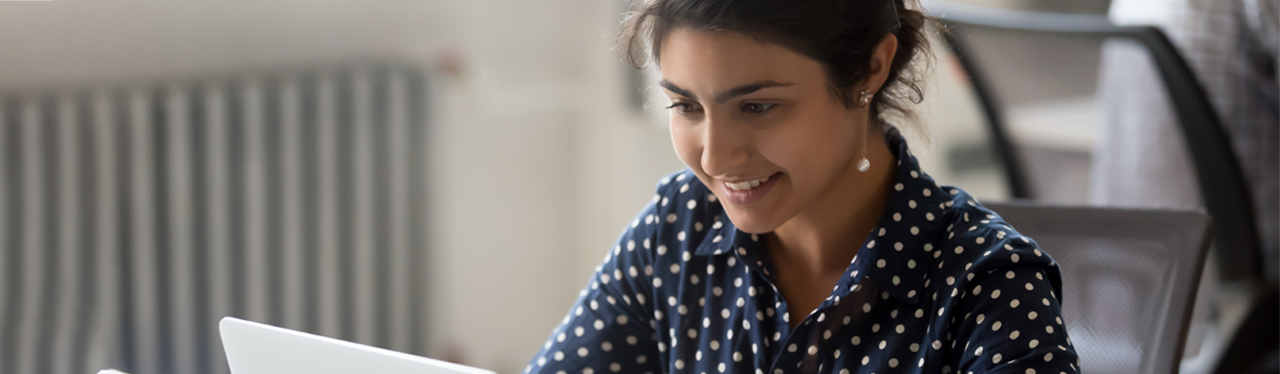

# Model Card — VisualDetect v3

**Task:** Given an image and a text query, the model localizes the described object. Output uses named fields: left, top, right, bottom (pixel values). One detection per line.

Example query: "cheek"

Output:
left=758, top=112, right=857, bottom=179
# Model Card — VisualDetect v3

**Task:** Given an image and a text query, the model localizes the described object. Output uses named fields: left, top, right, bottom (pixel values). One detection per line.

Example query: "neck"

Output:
left=767, top=125, right=898, bottom=277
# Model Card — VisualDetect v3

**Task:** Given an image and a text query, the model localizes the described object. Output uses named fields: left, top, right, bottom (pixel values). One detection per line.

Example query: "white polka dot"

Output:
left=687, top=200, right=697, bottom=209
left=993, top=353, right=1003, bottom=364
left=851, top=336, right=862, bottom=345
left=955, top=246, right=964, bottom=254
left=1012, top=254, right=1021, bottom=263
left=976, top=237, right=985, bottom=244
left=1044, top=352, right=1054, bottom=362
left=616, top=315, right=628, bottom=325
left=910, top=226, right=919, bottom=235
left=975, top=346, right=984, bottom=356
left=1029, top=311, right=1039, bottom=320
left=992, top=321, right=1002, bottom=331
left=889, top=358, right=899, bottom=367
left=1011, top=299, right=1021, bottom=308
left=922, top=188, right=932, bottom=197
left=1029, top=339, right=1040, bottom=348
left=991, top=289, right=1002, bottom=299
left=894, top=213, right=902, bottom=221
left=895, top=183, right=904, bottom=191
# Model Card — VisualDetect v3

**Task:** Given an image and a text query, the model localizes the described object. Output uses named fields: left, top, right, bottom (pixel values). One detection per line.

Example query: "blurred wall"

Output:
left=0, top=1, right=684, bottom=373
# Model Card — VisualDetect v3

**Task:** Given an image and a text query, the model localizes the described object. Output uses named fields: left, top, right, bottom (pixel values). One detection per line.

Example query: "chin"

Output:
left=723, top=207, right=784, bottom=234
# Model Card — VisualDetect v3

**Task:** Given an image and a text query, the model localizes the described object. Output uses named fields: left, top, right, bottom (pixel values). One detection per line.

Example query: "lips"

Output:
left=719, top=172, right=781, bottom=205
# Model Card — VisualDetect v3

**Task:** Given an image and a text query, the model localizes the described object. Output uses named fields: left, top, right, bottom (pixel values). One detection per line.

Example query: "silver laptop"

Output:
left=220, top=317, right=495, bottom=374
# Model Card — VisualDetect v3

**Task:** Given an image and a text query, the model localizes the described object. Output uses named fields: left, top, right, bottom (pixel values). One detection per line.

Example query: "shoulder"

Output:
left=622, top=169, right=727, bottom=262
left=929, top=186, right=1064, bottom=299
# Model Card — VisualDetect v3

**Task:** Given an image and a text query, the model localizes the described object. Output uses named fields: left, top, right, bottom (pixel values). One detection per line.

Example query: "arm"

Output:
left=948, top=260, right=1080, bottom=373
left=525, top=194, right=667, bottom=374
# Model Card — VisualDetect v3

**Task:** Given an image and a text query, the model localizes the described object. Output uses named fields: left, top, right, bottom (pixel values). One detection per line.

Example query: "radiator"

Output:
left=0, top=65, right=431, bottom=374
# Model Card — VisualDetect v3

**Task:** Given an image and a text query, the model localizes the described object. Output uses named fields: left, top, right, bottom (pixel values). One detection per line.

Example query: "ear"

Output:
left=861, top=34, right=900, bottom=95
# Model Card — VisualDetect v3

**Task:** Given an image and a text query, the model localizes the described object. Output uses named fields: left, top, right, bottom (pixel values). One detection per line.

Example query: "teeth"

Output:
left=726, top=175, right=773, bottom=191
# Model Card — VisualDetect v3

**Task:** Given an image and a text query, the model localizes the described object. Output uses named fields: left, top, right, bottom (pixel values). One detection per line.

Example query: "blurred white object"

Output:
left=220, top=317, right=493, bottom=374
left=97, top=370, right=129, bottom=374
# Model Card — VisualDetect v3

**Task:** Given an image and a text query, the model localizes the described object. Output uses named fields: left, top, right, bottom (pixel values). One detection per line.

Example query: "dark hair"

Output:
left=619, top=0, right=932, bottom=122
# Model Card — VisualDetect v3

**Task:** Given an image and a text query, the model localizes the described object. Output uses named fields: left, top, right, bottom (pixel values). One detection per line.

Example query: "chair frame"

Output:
left=929, top=1, right=1263, bottom=282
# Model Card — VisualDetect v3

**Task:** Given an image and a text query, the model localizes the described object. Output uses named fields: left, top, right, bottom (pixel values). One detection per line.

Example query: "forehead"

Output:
left=657, top=27, right=825, bottom=92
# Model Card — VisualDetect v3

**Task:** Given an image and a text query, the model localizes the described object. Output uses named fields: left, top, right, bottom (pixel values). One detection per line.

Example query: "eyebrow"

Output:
left=659, top=80, right=795, bottom=104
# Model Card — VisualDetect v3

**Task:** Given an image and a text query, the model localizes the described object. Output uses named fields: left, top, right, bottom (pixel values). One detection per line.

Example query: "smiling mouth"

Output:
left=718, top=172, right=781, bottom=206
left=724, top=174, right=773, bottom=191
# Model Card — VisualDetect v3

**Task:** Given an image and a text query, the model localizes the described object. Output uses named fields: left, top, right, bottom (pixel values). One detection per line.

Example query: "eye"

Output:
left=665, top=102, right=702, bottom=114
left=741, top=103, right=775, bottom=114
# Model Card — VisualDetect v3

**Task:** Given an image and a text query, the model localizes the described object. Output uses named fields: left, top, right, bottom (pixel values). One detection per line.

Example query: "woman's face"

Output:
left=659, top=27, right=869, bottom=234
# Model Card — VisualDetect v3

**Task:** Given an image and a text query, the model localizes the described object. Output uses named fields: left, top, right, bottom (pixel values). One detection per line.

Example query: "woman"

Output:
left=527, top=0, right=1080, bottom=373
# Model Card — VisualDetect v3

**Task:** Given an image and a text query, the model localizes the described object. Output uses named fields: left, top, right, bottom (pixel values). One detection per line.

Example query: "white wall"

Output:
left=0, top=1, right=684, bottom=373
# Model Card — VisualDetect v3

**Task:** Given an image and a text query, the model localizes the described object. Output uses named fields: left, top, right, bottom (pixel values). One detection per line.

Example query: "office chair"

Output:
left=928, top=3, right=1276, bottom=372
left=985, top=202, right=1212, bottom=374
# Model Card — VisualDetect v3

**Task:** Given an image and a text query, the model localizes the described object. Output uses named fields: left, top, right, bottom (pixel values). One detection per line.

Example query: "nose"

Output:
left=700, top=114, right=751, bottom=178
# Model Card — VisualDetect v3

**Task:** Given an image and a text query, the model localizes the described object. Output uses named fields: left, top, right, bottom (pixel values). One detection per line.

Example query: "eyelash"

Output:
left=665, top=102, right=777, bottom=115
left=665, top=102, right=701, bottom=114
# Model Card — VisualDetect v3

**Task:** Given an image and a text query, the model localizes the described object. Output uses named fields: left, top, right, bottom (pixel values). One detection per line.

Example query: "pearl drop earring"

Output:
left=857, top=90, right=873, bottom=172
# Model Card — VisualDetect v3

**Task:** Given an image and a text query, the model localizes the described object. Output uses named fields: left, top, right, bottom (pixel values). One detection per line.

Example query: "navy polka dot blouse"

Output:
left=527, top=128, right=1081, bottom=374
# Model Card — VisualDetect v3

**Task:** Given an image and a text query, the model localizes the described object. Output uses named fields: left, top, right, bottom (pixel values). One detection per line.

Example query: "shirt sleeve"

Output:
left=946, top=238, right=1081, bottom=373
left=525, top=185, right=669, bottom=374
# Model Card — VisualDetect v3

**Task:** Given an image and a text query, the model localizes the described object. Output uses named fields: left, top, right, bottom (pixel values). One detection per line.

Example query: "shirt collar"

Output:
left=694, top=126, right=949, bottom=304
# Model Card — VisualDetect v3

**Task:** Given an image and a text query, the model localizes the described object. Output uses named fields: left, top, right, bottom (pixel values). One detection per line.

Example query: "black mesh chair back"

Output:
left=985, top=202, right=1212, bottom=374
